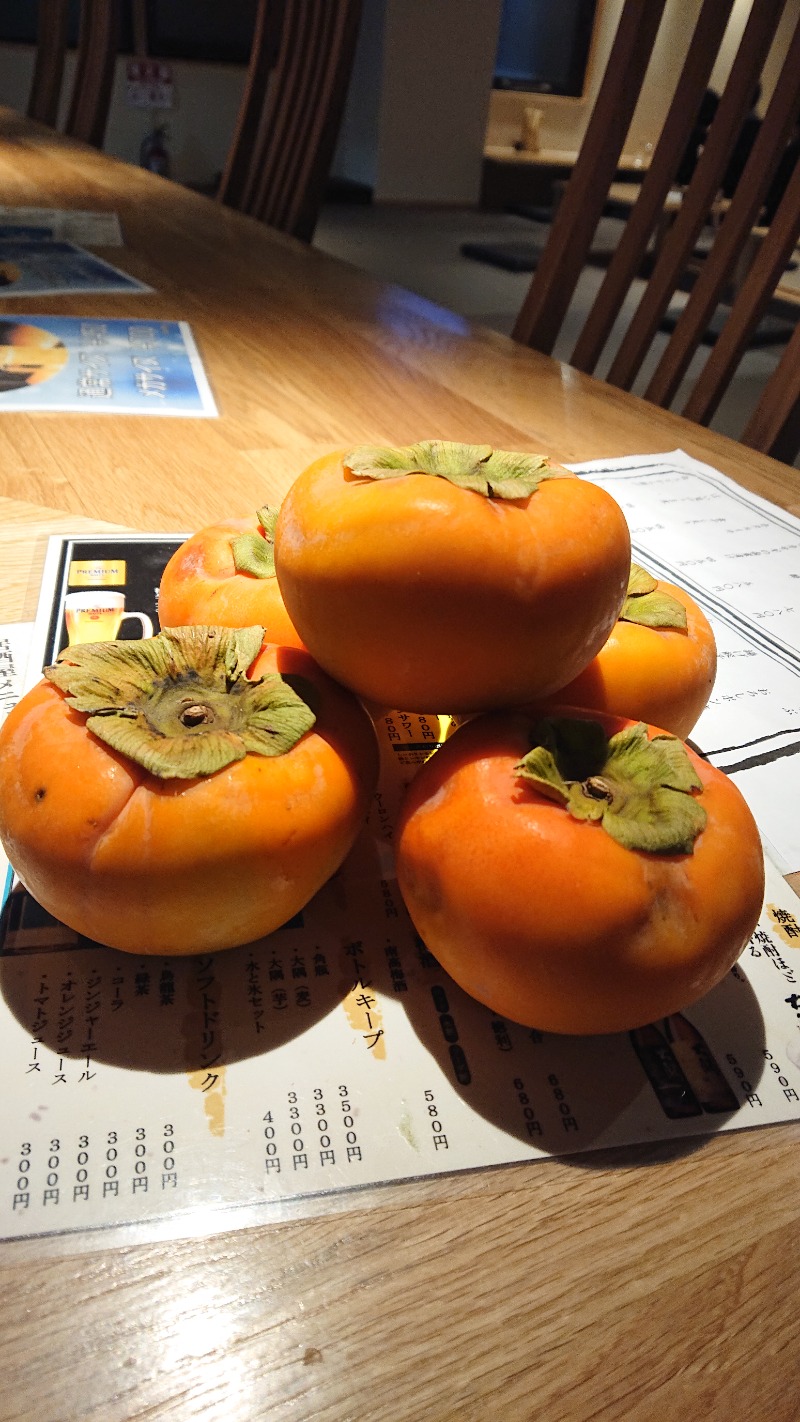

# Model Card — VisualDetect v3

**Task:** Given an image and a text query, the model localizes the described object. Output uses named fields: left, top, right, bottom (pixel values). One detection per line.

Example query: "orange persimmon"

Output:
left=554, top=564, right=717, bottom=738
left=0, top=627, right=377, bottom=955
left=395, top=706, right=764, bottom=1034
left=158, top=508, right=304, bottom=648
left=273, top=441, right=631, bottom=713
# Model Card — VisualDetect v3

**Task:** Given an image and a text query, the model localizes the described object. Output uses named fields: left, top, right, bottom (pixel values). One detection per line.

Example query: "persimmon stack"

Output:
left=394, top=706, right=764, bottom=1034
left=272, top=441, right=632, bottom=712
left=553, top=562, right=717, bottom=739
left=0, top=439, right=764, bottom=1033
left=0, top=627, right=377, bottom=954
left=158, top=506, right=304, bottom=649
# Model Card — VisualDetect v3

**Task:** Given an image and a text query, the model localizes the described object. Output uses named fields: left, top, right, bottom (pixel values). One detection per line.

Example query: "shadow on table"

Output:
left=398, top=938, right=767, bottom=1163
left=0, top=883, right=349, bottom=1074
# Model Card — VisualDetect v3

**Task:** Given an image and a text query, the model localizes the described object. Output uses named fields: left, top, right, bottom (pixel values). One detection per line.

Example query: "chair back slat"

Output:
left=606, top=0, right=787, bottom=390
left=218, top=0, right=362, bottom=243
left=250, top=2, right=330, bottom=230
left=643, top=15, right=800, bottom=408
left=64, top=0, right=121, bottom=148
left=741, top=319, right=800, bottom=459
left=216, top=0, right=286, bottom=213
left=236, top=2, right=309, bottom=216
left=512, top=0, right=800, bottom=462
left=511, top=0, right=668, bottom=353
left=27, top=0, right=69, bottom=128
left=570, top=0, right=736, bottom=374
left=765, top=399, right=800, bottom=464
left=238, top=0, right=302, bottom=218
left=26, top=0, right=119, bottom=149
left=276, top=3, right=347, bottom=235
left=684, top=160, right=800, bottom=428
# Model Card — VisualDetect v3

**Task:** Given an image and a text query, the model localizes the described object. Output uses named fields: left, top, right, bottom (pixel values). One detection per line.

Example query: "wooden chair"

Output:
left=512, top=0, right=800, bottom=464
left=217, top=0, right=362, bottom=243
left=27, top=0, right=69, bottom=130
left=27, top=0, right=120, bottom=149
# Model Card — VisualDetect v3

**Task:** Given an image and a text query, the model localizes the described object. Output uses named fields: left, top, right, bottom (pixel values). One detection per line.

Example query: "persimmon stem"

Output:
left=180, top=703, right=215, bottom=727
left=343, top=440, right=557, bottom=500
left=583, top=776, right=613, bottom=802
left=516, top=716, right=707, bottom=854
left=44, top=625, right=316, bottom=779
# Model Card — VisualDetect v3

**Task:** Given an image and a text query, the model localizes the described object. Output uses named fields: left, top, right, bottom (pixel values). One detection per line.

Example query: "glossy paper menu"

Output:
left=0, top=239, right=151, bottom=296
left=0, top=317, right=216, bottom=415
left=0, top=450, right=799, bottom=1247
left=0, top=208, right=123, bottom=245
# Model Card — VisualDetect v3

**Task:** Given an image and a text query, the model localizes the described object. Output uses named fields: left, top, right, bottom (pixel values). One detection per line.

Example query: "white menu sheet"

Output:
left=0, top=449, right=798, bottom=1248
left=572, top=450, right=800, bottom=874
left=0, top=208, right=123, bottom=246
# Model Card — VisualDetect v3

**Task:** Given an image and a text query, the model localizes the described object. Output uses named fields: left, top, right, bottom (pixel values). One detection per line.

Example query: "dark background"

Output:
left=0, top=1, right=260, bottom=66
left=2, top=0, right=599, bottom=94
left=493, top=0, right=599, bottom=97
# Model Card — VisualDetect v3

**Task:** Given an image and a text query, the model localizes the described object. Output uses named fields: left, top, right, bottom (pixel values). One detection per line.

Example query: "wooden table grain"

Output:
left=0, top=110, right=799, bottom=1422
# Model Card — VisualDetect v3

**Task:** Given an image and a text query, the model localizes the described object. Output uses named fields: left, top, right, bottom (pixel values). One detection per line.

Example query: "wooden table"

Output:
left=0, top=109, right=799, bottom=1422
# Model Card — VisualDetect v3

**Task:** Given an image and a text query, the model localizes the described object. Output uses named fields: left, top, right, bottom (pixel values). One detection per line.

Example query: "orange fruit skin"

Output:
left=554, top=580, right=717, bottom=739
left=158, top=518, right=305, bottom=648
left=0, top=645, right=377, bottom=956
left=395, top=706, right=764, bottom=1035
left=274, top=451, right=631, bottom=713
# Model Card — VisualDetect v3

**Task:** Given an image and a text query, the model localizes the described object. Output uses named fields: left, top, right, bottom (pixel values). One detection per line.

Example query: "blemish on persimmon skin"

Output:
left=34, top=787, right=46, bottom=802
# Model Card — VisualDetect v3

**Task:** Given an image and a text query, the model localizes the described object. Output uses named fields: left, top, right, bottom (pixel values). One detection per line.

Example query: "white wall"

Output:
left=373, top=0, right=504, bottom=204
left=709, top=0, right=800, bottom=111
left=332, top=0, right=388, bottom=190
left=0, top=0, right=505, bottom=206
left=0, top=44, right=245, bottom=185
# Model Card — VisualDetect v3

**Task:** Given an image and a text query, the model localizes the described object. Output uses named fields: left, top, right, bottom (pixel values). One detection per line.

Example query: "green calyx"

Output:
left=343, top=440, right=556, bottom=500
left=515, top=715, right=706, bottom=854
left=44, top=624, right=315, bottom=778
left=230, top=506, right=279, bottom=578
left=620, top=562, right=687, bottom=630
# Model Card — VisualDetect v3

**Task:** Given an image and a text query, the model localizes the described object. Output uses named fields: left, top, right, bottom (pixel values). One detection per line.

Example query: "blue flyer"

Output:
left=0, top=239, right=150, bottom=296
left=0, top=227, right=53, bottom=240
left=0, top=316, right=217, bottom=415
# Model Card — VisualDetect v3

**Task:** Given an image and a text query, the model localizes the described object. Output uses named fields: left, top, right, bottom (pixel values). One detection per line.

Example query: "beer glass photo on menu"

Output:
left=64, top=591, right=154, bottom=646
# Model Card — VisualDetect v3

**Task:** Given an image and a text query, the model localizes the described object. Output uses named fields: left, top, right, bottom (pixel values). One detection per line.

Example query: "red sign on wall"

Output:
left=125, top=59, right=174, bottom=110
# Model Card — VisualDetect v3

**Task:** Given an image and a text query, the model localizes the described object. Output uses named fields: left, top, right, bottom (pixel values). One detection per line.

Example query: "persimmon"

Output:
left=158, top=508, right=304, bottom=648
left=554, top=564, right=717, bottom=738
left=0, top=626, right=377, bottom=955
left=395, top=706, right=764, bottom=1034
left=274, top=441, right=631, bottom=712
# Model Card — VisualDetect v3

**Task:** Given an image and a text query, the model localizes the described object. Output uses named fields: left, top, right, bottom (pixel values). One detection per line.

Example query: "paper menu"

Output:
left=0, top=318, right=217, bottom=416
left=0, top=450, right=799, bottom=1247
left=0, top=764, right=798, bottom=1247
left=0, top=240, right=151, bottom=297
left=571, top=451, right=800, bottom=873
left=0, top=208, right=123, bottom=246
left=571, top=449, right=799, bottom=675
left=0, top=624, right=32, bottom=911
left=0, top=623, right=31, bottom=722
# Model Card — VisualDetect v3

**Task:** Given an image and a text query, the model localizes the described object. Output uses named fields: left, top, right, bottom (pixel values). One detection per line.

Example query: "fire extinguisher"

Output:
left=140, top=125, right=170, bottom=177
